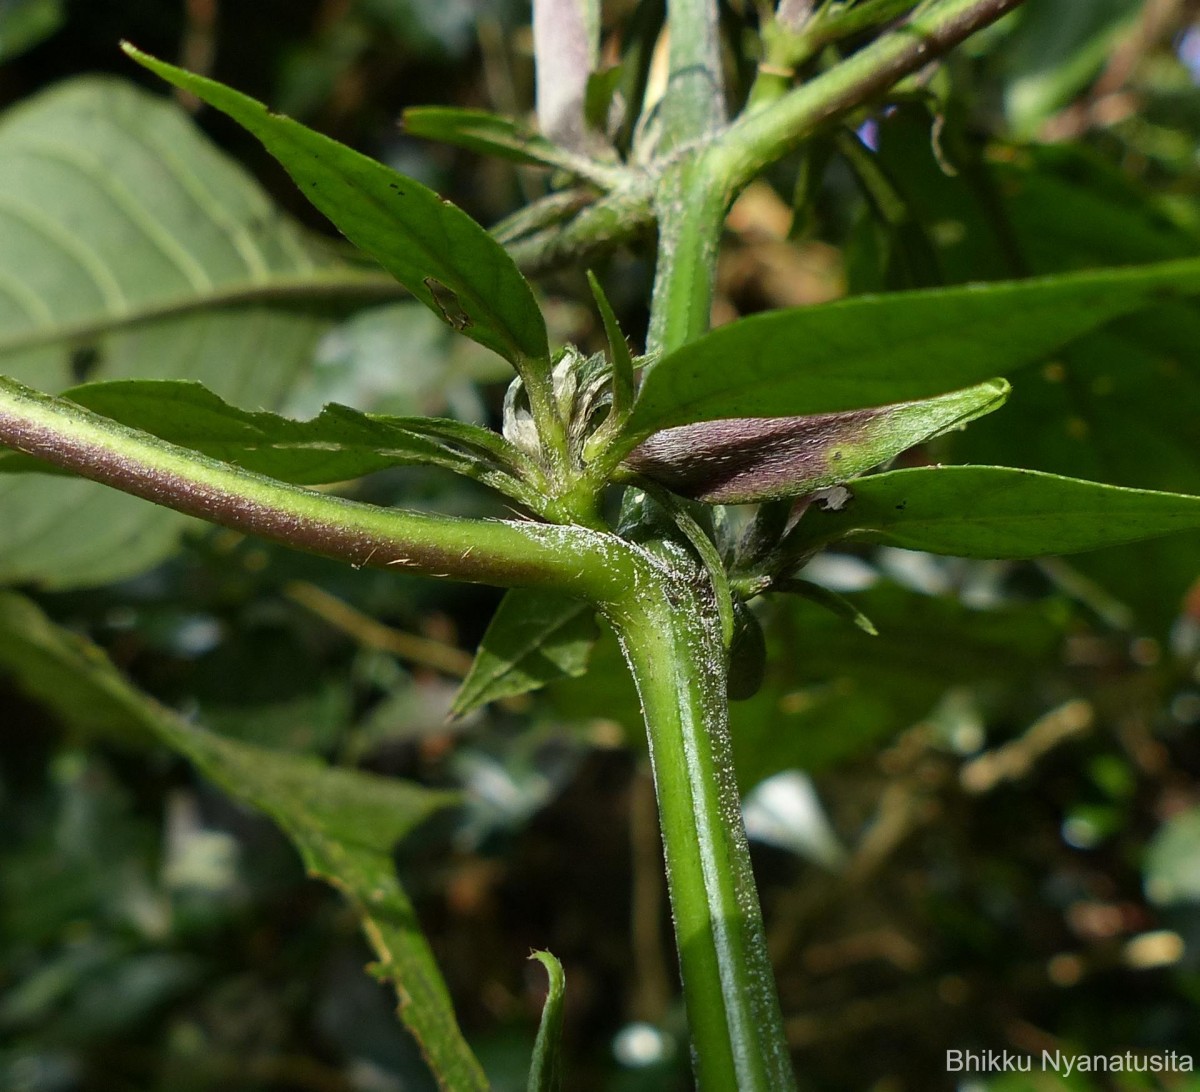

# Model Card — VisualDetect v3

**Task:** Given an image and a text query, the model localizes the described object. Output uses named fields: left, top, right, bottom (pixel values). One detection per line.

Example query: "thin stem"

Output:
left=608, top=557, right=795, bottom=1091
left=658, top=0, right=727, bottom=151
left=507, top=0, right=1025, bottom=278
left=716, top=0, right=1027, bottom=187
left=747, top=0, right=924, bottom=110
left=646, top=153, right=729, bottom=356
left=0, top=377, right=636, bottom=601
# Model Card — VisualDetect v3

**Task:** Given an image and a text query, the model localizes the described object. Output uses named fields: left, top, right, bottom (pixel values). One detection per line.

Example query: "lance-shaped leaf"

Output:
left=122, top=45, right=551, bottom=386
left=621, top=258, right=1200, bottom=445
left=452, top=588, right=600, bottom=717
left=403, top=107, right=617, bottom=186
left=790, top=465, right=1200, bottom=559
left=0, top=591, right=486, bottom=1090
left=0, top=378, right=551, bottom=514
left=622, top=379, right=1008, bottom=504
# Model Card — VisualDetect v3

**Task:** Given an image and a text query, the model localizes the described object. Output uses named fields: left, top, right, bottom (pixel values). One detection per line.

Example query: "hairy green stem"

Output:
left=646, top=154, right=730, bottom=356
left=506, top=0, right=1024, bottom=277
left=659, top=0, right=727, bottom=151
left=0, top=377, right=635, bottom=600
left=636, top=4, right=795, bottom=1085
left=608, top=554, right=794, bottom=1091
left=717, top=0, right=1026, bottom=186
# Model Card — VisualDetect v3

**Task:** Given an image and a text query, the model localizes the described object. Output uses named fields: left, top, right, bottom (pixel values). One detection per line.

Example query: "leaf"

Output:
left=623, top=380, right=1008, bottom=503
left=793, top=466, right=1200, bottom=559
left=0, top=590, right=488, bottom=1091
left=730, top=581, right=1069, bottom=788
left=0, top=378, right=550, bottom=513
left=774, top=579, right=879, bottom=636
left=1001, top=0, right=1140, bottom=137
left=0, top=77, right=398, bottom=588
left=586, top=271, right=633, bottom=429
left=124, top=45, right=551, bottom=381
left=622, top=258, right=1200, bottom=443
left=452, top=589, right=599, bottom=717
left=403, top=106, right=591, bottom=174
left=869, top=110, right=1200, bottom=626
left=0, top=0, right=64, bottom=62
left=527, top=950, right=566, bottom=1092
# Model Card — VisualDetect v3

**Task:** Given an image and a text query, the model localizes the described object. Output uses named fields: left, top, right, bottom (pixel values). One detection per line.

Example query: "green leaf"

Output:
left=0, top=0, right=64, bottom=62
left=403, top=106, right=593, bottom=174
left=869, top=108, right=1200, bottom=627
left=730, top=582, right=1068, bottom=788
left=623, top=379, right=1008, bottom=503
left=774, top=579, right=879, bottom=636
left=1002, top=0, right=1140, bottom=137
left=0, top=378, right=551, bottom=513
left=526, top=950, right=566, bottom=1092
left=584, top=66, right=624, bottom=134
left=0, top=590, right=488, bottom=1090
left=793, top=465, right=1200, bottom=559
left=452, top=589, right=599, bottom=717
left=586, top=271, right=633, bottom=433
left=124, top=45, right=551, bottom=381
left=0, top=77, right=398, bottom=588
left=623, top=258, right=1200, bottom=442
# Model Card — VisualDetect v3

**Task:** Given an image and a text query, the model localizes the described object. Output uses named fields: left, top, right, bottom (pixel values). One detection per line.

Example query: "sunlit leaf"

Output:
left=624, top=259, right=1200, bottom=442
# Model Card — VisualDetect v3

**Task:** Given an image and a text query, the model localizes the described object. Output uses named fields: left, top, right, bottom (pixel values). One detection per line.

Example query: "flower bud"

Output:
left=622, top=379, right=1008, bottom=504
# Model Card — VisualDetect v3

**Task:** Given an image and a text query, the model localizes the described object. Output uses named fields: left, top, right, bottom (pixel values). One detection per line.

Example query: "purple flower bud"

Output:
left=622, top=380, right=1009, bottom=504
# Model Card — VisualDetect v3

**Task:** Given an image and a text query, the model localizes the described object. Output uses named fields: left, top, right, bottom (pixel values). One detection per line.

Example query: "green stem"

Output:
left=0, top=377, right=634, bottom=601
left=716, top=0, right=1026, bottom=187
left=659, top=0, right=727, bottom=152
left=646, top=153, right=729, bottom=356
left=508, top=0, right=1025, bottom=278
left=607, top=555, right=794, bottom=1091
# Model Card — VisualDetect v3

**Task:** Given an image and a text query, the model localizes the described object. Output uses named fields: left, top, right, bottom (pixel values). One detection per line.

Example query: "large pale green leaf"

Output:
left=623, top=258, right=1200, bottom=443
left=0, top=77, right=400, bottom=588
left=125, top=45, right=551, bottom=379
left=0, top=378, right=549, bottom=513
left=0, top=590, right=487, bottom=1091
left=452, top=588, right=599, bottom=717
left=793, top=466, right=1200, bottom=559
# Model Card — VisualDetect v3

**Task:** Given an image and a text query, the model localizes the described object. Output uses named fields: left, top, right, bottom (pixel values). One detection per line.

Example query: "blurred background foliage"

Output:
left=2, top=0, right=1200, bottom=1089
